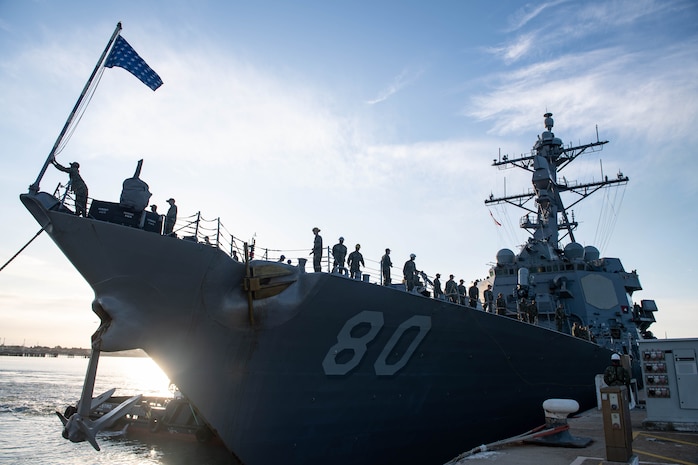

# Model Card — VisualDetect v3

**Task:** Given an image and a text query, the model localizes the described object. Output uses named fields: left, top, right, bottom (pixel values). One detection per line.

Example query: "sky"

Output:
left=1, top=0, right=697, bottom=348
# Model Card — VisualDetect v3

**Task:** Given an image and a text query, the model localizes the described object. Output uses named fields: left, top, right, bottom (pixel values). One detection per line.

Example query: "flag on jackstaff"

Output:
left=104, top=35, right=163, bottom=91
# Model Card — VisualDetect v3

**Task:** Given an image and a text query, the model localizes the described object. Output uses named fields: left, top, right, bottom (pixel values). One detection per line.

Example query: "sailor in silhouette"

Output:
left=52, top=159, right=88, bottom=217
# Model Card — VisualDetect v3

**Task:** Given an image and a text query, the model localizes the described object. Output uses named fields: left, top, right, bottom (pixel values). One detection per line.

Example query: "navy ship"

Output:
left=19, top=25, right=657, bottom=465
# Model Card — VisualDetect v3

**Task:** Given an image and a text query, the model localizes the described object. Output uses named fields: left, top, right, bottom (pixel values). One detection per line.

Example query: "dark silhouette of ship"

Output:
left=17, top=23, right=658, bottom=465
left=21, top=112, right=658, bottom=465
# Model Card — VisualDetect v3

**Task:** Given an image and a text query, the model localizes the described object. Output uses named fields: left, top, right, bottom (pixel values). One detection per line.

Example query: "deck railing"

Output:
left=53, top=185, right=473, bottom=298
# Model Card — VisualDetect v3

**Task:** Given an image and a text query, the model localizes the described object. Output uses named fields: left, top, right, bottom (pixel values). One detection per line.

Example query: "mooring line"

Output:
left=0, top=227, right=45, bottom=273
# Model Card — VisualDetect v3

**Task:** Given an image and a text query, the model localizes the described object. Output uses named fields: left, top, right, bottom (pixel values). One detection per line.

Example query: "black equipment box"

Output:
left=142, top=211, right=162, bottom=233
left=89, top=200, right=153, bottom=230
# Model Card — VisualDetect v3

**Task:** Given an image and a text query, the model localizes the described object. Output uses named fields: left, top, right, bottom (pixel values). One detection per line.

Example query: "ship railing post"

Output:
left=194, top=212, right=201, bottom=240
left=58, top=181, right=73, bottom=208
left=243, top=242, right=255, bottom=325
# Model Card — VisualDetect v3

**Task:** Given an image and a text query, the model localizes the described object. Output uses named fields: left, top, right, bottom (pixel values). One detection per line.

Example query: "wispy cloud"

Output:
left=507, top=0, right=569, bottom=31
left=468, top=42, right=698, bottom=144
left=486, top=32, right=535, bottom=64
left=492, top=0, right=684, bottom=64
left=365, top=67, right=424, bottom=105
left=575, top=0, right=677, bottom=27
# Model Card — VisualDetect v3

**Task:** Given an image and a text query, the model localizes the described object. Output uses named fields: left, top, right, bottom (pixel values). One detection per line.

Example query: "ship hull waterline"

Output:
left=22, top=192, right=612, bottom=465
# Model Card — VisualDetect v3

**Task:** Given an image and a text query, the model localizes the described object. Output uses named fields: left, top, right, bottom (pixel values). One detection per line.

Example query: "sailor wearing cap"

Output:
left=164, top=198, right=177, bottom=235
left=381, top=248, right=393, bottom=286
left=445, top=275, right=458, bottom=303
left=433, top=273, right=443, bottom=299
left=332, top=237, right=347, bottom=274
left=310, top=227, right=323, bottom=272
left=403, top=253, right=418, bottom=292
left=347, top=244, right=364, bottom=280
left=483, top=284, right=494, bottom=312
left=52, top=159, right=88, bottom=217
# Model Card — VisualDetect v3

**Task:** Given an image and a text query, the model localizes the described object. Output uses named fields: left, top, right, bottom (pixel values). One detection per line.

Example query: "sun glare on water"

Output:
left=97, top=355, right=173, bottom=398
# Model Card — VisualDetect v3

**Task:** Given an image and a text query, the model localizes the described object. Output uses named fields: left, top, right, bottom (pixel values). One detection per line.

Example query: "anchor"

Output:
left=55, top=315, right=142, bottom=450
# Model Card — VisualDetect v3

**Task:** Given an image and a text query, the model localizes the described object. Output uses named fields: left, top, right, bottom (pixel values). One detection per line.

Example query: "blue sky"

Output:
left=1, top=0, right=697, bottom=347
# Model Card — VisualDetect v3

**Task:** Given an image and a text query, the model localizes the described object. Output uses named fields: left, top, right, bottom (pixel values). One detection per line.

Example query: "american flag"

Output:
left=104, top=36, right=163, bottom=91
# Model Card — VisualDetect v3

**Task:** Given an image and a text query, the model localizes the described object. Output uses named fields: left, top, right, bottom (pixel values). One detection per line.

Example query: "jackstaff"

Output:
left=29, top=22, right=162, bottom=194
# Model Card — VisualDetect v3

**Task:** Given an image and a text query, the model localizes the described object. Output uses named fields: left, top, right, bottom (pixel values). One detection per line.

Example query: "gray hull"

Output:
left=22, top=192, right=610, bottom=465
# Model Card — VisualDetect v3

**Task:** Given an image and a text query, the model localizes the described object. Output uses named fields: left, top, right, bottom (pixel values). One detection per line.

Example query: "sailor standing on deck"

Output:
left=164, top=198, right=177, bottom=236
left=458, top=279, right=467, bottom=305
left=332, top=237, right=347, bottom=274
left=468, top=280, right=479, bottom=308
left=555, top=304, right=568, bottom=332
left=381, top=248, right=392, bottom=285
left=432, top=274, right=443, bottom=299
left=483, top=284, right=494, bottom=312
left=347, top=244, right=364, bottom=280
left=496, top=292, right=507, bottom=315
left=310, top=227, right=323, bottom=272
left=445, top=275, right=457, bottom=302
left=527, top=298, right=538, bottom=325
left=403, top=254, right=418, bottom=291
left=52, top=159, right=88, bottom=217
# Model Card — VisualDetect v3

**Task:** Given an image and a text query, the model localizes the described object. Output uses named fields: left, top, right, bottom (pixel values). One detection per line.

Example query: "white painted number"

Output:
left=374, top=315, right=431, bottom=376
left=322, top=311, right=431, bottom=376
left=322, top=311, right=384, bottom=376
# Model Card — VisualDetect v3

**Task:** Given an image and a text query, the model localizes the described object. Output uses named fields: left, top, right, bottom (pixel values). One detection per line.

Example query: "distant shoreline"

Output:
left=0, top=345, right=148, bottom=358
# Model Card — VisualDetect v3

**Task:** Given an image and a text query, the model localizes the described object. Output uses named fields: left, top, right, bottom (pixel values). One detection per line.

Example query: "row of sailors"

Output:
left=309, top=233, right=495, bottom=309
left=327, top=237, right=488, bottom=305
left=260, top=230, right=570, bottom=334
left=432, top=275, right=489, bottom=309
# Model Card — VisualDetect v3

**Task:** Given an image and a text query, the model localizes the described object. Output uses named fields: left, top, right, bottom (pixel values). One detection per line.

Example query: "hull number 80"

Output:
left=322, top=310, right=431, bottom=376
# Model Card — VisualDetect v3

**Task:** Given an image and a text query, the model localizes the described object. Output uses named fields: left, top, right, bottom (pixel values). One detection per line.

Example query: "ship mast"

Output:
left=485, top=113, right=628, bottom=248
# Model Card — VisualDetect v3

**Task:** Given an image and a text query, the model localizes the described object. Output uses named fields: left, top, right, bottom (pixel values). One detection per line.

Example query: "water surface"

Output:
left=0, top=355, right=237, bottom=464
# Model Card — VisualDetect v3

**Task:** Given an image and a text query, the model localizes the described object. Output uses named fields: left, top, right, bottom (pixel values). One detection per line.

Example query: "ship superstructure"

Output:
left=484, top=113, right=658, bottom=374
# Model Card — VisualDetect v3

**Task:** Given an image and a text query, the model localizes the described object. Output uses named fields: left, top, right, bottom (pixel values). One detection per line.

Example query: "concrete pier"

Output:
left=447, top=407, right=698, bottom=465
